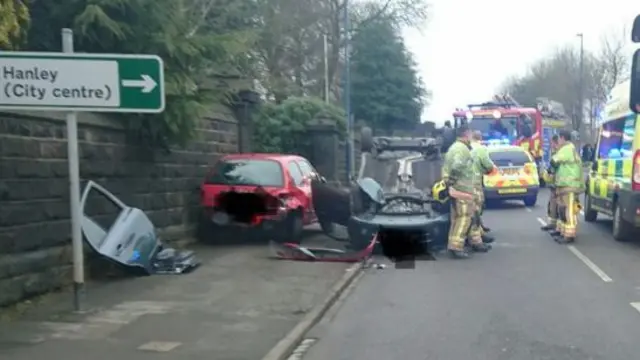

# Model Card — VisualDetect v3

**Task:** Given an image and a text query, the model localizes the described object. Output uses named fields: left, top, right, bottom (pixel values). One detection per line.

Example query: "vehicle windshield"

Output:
left=489, top=150, right=531, bottom=167
left=206, top=159, right=284, bottom=187
left=468, top=116, right=519, bottom=139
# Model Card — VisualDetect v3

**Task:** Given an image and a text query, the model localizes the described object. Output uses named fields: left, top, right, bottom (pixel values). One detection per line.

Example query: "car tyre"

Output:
left=276, top=211, right=303, bottom=244
left=612, top=201, right=633, bottom=242
left=197, top=214, right=230, bottom=245
left=523, top=195, right=537, bottom=207
left=583, top=194, right=597, bottom=222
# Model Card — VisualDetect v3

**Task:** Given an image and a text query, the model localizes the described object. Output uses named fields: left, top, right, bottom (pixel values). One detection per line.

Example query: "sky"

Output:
left=402, top=0, right=640, bottom=125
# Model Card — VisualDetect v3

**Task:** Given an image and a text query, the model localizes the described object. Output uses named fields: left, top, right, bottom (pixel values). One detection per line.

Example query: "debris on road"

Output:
left=269, top=236, right=376, bottom=262
left=80, top=181, right=200, bottom=275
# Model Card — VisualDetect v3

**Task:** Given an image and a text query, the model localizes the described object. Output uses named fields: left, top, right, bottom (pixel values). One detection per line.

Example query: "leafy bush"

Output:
left=253, top=97, right=346, bottom=154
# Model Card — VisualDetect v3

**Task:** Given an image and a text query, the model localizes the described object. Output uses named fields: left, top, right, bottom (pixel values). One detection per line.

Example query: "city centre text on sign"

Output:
left=0, top=52, right=164, bottom=113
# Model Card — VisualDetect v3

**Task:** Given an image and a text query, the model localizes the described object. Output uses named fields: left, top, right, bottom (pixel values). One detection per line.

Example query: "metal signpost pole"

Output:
left=61, top=29, right=85, bottom=311
left=0, top=33, right=164, bottom=310
left=344, top=0, right=353, bottom=180
left=577, top=33, right=584, bottom=133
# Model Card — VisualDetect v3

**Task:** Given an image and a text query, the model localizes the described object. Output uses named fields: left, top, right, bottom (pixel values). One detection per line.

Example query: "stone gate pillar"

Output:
left=307, top=114, right=339, bottom=181
left=230, top=89, right=260, bottom=153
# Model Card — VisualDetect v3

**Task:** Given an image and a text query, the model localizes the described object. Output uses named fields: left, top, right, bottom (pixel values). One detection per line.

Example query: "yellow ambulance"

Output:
left=583, top=79, right=640, bottom=241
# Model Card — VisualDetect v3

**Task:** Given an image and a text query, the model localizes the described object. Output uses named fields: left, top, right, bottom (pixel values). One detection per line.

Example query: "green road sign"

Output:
left=0, top=52, right=164, bottom=113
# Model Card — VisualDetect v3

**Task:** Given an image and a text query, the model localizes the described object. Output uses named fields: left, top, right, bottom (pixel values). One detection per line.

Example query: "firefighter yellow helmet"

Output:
left=431, top=180, right=449, bottom=203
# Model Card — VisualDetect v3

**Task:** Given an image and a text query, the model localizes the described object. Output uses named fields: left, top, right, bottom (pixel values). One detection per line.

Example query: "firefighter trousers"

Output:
left=547, top=187, right=558, bottom=226
left=448, top=198, right=482, bottom=251
left=555, top=189, right=580, bottom=238
left=472, top=187, right=485, bottom=236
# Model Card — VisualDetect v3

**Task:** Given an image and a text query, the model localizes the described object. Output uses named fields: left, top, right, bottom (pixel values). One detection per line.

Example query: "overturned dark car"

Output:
left=312, top=177, right=450, bottom=262
left=312, top=130, right=455, bottom=262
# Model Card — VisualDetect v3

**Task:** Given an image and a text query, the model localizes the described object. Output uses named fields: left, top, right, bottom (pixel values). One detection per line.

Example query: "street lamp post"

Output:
left=577, top=33, right=584, bottom=133
left=344, top=0, right=354, bottom=180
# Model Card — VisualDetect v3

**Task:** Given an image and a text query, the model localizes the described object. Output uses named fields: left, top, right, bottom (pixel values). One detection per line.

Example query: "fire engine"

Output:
left=451, top=94, right=569, bottom=185
left=452, top=95, right=542, bottom=158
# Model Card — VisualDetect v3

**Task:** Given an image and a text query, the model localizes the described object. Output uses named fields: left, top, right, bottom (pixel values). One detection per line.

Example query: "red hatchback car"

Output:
left=198, top=153, right=325, bottom=243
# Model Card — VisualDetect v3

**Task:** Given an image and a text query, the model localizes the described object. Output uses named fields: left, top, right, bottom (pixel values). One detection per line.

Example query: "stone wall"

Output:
left=337, top=139, right=362, bottom=183
left=0, top=107, right=239, bottom=307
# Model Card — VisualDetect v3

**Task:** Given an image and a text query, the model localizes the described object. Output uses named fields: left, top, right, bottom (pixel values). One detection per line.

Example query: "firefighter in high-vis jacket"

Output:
left=549, top=130, right=585, bottom=243
left=541, top=134, right=560, bottom=231
left=442, top=124, right=492, bottom=258
left=470, top=131, right=498, bottom=244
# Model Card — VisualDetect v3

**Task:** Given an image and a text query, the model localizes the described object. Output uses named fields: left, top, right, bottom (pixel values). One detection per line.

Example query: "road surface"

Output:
left=301, top=190, right=640, bottom=360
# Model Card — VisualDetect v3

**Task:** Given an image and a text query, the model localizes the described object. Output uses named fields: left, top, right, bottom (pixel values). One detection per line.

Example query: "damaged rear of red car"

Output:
left=197, top=153, right=315, bottom=244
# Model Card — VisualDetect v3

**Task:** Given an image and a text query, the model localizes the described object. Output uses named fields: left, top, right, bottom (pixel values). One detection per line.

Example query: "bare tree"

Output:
left=598, top=26, right=630, bottom=89
left=252, top=0, right=428, bottom=103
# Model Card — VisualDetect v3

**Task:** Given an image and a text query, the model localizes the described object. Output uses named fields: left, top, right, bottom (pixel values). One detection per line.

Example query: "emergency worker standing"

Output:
left=549, top=130, right=585, bottom=243
left=541, top=135, right=560, bottom=231
left=442, top=124, right=492, bottom=258
left=470, top=131, right=498, bottom=243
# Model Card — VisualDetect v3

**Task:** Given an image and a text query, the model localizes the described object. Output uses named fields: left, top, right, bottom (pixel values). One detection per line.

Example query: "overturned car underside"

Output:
left=310, top=135, right=454, bottom=263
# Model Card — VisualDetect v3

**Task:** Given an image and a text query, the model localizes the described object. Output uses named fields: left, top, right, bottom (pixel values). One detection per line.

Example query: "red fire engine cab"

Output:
left=452, top=94, right=543, bottom=166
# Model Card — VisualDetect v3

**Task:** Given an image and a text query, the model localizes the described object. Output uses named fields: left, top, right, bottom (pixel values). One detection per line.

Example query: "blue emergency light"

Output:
left=484, top=137, right=511, bottom=147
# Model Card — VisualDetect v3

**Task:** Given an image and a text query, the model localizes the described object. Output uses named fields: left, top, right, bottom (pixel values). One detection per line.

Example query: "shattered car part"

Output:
left=269, top=235, right=376, bottom=262
left=80, top=181, right=199, bottom=275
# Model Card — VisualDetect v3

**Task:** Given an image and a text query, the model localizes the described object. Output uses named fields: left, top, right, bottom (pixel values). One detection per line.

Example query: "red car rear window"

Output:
left=206, top=159, right=284, bottom=187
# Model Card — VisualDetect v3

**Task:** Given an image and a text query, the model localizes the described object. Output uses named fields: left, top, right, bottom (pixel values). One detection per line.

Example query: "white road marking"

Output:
left=138, top=341, right=182, bottom=352
left=630, top=302, right=640, bottom=314
left=525, top=207, right=532, bottom=212
left=535, top=217, right=612, bottom=282
left=567, top=245, right=613, bottom=282
left=287, top=338, right=317, bottom=360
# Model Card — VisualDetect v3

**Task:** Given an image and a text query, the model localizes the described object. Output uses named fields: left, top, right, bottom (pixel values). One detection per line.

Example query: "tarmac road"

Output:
left=300, top=189, right=640, bottom=360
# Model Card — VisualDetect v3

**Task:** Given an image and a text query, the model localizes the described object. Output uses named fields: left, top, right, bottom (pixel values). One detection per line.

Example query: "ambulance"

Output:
left=583, top=79, right=640, bottom=241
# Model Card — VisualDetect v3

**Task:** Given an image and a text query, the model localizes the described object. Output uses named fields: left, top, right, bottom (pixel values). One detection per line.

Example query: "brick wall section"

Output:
left=0, top=107, right=238, bottom=307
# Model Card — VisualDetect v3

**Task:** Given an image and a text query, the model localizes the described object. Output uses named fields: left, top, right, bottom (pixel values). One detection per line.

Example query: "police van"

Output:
left=583, top=79, right=640, bottom=241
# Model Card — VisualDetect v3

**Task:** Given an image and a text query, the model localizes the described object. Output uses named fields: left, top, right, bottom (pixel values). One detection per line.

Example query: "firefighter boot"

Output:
left=481, top=234, right=495, bottom=243
left=471, top=243, right=492, bottom=252
left=556, top=237, right=576, bottom=244
left=540, top=223, right=555, bottom=231
left=448, top=249, right=471, bottom=259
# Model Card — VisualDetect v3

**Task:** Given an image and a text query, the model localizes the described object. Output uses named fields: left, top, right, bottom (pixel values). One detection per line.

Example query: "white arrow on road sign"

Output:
left=121, top=74, right=157, bottom=93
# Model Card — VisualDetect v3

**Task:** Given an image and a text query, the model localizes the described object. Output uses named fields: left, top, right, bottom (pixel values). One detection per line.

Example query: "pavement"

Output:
left=0, top=228, right=353, bottom=360
left=298, top=189, right=640, bottom=360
